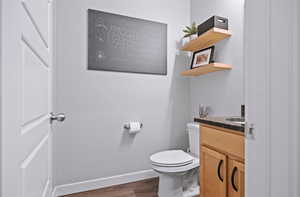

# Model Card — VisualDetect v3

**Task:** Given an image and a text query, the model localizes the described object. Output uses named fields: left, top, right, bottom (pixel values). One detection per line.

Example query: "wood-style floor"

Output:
left=60, top=178, right=159, bottom=197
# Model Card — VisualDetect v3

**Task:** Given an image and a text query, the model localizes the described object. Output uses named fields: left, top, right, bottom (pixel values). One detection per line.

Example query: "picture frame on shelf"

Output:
left=190, top=46, right=215, bottom=69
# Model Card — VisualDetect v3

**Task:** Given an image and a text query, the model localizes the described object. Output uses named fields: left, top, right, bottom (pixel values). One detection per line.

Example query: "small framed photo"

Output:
left=191, top=46, right=215, bottom=69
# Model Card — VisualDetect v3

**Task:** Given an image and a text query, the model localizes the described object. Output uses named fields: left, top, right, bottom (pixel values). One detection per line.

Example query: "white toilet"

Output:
left=150, top=123, right=200, bottom=197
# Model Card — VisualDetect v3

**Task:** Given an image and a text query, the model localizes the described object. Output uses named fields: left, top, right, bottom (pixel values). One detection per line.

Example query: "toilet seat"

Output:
left=150, top=150, right=194, bottom=167
left=152, top=157, right=199, bottom=173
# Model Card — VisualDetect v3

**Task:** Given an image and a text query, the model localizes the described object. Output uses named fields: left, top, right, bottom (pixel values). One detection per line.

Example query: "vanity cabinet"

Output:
left=227, top=159, right=245, bottom=197
left=200, top=124, right=245, bottom=197
left=201, top=146, right=227, bottom=197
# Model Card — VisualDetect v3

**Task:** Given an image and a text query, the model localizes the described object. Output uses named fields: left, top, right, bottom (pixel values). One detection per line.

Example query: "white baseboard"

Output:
left=52, top=169, right=158, bottom=197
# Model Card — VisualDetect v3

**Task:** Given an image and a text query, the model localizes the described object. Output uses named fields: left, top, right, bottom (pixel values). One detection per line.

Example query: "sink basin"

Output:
left=225, top=117, right=245, bottom=124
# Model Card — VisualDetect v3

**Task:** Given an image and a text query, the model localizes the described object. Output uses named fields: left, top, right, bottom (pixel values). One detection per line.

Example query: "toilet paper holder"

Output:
left=124, top=122, right=143, bottom=130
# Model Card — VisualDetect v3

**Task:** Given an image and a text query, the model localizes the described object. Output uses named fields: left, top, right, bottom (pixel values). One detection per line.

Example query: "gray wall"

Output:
left=190, top=0, right=245, bottom=117
left=53, top=0, right=191, bottom=186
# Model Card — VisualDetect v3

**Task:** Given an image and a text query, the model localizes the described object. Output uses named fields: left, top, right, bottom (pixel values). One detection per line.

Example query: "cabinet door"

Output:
left=200, top=146, right=227, bottom=197
left=228, top=159, right=245, bottom=197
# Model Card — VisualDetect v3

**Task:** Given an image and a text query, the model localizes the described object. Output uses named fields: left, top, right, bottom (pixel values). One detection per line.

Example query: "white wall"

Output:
left=190, top=0, right=245, bottom=117
left=53, top=0, right=191, bottom=186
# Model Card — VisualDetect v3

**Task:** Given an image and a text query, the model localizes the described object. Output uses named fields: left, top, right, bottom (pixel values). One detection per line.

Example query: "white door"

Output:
left=244, top=0, right=299, bottom=196
left=0, top=0, right=60, bottom=197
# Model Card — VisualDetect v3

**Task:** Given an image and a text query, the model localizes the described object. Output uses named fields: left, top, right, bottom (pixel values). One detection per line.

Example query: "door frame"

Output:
left=244, top=0, right=299, bottom=196
left=1, top=0, right=23, bottom=196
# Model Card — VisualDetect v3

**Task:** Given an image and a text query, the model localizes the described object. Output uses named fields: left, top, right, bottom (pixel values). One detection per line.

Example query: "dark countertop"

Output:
left=194, top=116, right=245, bottom=132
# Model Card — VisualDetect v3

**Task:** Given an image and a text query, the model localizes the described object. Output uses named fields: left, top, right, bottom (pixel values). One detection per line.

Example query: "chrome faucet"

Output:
left=199, top=105, right=210, bottom=118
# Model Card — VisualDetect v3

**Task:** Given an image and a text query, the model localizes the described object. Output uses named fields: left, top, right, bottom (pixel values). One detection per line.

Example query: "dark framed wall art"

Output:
left=190, top=46, right=215, bottom=69
left=88, top=9, right=168, bottom=75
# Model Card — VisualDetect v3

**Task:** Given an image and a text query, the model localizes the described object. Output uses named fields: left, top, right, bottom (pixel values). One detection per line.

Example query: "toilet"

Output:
left=150, top=123, right=200, bottom=197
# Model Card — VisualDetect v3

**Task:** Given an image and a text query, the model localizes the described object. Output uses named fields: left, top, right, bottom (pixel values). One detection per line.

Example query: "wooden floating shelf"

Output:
left=181, top=63, right=232, bottom=76
left=181, top=28, right=232, bottom=52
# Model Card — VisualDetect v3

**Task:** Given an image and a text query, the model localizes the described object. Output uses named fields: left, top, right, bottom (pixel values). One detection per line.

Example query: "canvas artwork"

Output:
left=88, top=9, right=168, bottom=75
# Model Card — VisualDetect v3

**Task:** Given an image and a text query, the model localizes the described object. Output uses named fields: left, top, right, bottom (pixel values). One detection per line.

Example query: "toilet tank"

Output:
left=187, top=123, right=200, bottom=158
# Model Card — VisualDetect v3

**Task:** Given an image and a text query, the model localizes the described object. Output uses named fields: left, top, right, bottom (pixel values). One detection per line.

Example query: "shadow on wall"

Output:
left=165, top=40, right=191, bottom=150
left=120, top=128, right=137, bottom=148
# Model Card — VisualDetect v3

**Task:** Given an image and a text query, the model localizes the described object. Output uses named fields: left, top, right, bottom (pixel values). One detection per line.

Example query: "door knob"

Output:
left=50, top=113, right=66, bottom=123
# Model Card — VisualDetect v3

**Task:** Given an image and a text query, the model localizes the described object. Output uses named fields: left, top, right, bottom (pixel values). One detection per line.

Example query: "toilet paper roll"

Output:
left=128, top=122, right=141, bottom=134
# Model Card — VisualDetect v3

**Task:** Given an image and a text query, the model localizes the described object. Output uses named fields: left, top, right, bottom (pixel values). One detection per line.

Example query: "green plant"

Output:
left=183, top=22, right=198, bottom=38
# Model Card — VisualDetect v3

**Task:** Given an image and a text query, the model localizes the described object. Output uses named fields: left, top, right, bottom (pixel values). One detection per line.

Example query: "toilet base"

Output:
left=183, top=186, right=200, bottom=197
left=158, top=173, right=183, bottom=197
left=157, top=170, right=200, bottom=197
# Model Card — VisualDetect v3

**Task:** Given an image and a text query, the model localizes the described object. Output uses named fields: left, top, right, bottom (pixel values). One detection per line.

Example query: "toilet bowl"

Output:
left=150, top=123, right=200, bottom=197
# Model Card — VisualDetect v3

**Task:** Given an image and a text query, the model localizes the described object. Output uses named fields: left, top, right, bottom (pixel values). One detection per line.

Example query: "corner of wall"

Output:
left=188, top=0, right=192, bottom=24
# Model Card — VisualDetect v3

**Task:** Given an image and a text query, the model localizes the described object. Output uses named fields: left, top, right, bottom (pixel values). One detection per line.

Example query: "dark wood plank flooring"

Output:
left=60, top=177, right=159, bottom=197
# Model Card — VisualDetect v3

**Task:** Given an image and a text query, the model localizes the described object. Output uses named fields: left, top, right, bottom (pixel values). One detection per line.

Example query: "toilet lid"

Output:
left=150, top=150, right=194, bottom=167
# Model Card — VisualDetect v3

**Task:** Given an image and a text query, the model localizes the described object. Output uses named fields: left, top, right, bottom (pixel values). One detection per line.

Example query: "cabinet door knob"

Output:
left=231, top=167, right=238, bottom=192
left=217, top=160, right=224, bottom=182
